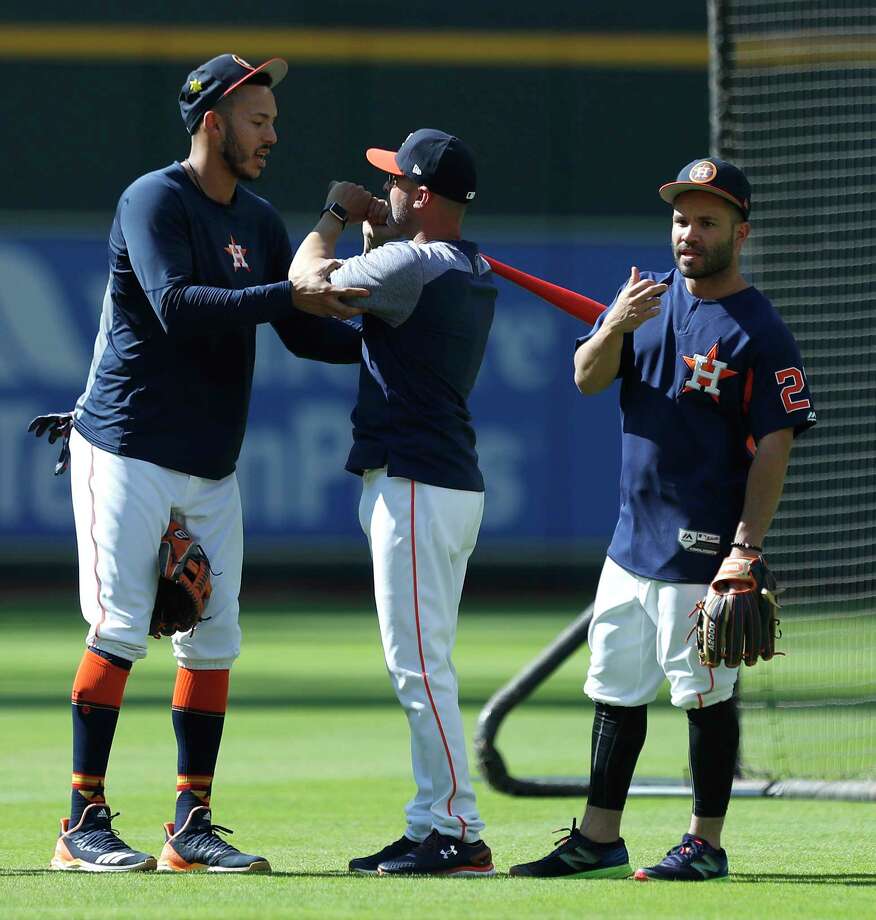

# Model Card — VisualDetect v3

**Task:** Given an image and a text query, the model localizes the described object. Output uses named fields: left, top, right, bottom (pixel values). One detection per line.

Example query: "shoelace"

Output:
left=76, top=811, right=127, bottom=850
left=186, top=822, right=241, bottom=861
left=551, top=818, right=580, bottom=849
left=665, top=837, right=706, bottom=864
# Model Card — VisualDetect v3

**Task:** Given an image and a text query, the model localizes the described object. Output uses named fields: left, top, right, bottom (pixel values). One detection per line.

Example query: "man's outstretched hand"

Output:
left=289, top=258, right=368, bottom=319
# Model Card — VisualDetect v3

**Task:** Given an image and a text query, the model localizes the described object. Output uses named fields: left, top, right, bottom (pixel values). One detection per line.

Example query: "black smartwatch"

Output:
left=320, top=201, right=348, bottom=227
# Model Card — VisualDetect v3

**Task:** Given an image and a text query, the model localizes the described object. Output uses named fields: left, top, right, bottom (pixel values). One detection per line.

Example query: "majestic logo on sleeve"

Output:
left=224, top=236, right=251, bottom=272
left=681, top=341, right=738, bottom=402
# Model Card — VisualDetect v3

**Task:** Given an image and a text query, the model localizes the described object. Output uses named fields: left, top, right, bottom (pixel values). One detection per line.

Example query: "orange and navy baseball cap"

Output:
left=659, top=157, right=751, bottom=219
left=179, top=53, right=288, bottom=134
left=366, top=129, right=477, bottom=204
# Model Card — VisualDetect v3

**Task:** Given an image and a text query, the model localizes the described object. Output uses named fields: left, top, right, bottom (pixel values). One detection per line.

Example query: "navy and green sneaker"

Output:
left=509, top=819, right=631, bottom=879
left=634, top=834, right=729, bottom=882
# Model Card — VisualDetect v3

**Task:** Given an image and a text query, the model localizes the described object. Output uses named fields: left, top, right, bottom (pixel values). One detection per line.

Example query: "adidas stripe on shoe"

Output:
left=50, top=802, right=156, bottom=872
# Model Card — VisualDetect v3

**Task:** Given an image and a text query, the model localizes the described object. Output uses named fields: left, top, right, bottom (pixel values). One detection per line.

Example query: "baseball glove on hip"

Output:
left=695, top=554, right=781, bottom=668
left=149, top=520, right=213, bottom=639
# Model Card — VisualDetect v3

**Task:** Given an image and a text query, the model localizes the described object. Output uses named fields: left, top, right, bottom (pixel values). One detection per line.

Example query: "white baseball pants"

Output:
left=359, top=469, right=485, bottom=843
left=585, top=556, right=739, bottom=710
left=69, top=428, right=243, bottom=668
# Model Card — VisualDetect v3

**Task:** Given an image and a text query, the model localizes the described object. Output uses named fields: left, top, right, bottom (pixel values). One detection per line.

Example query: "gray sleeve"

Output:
left=329, top=242, right=424, bottom=327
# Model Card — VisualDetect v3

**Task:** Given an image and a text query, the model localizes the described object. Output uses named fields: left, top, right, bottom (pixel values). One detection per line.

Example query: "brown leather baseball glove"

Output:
left=149, top=520, right=213, bottom=639
left=695, top=553, right=781, bottom=668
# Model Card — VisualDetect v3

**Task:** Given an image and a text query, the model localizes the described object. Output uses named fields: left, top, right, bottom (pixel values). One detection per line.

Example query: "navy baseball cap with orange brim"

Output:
left=659, top=157, right=751, bottom=219
left=179, top=53, right=288, bottom=134
left=366, top=128, right=477, bottom=204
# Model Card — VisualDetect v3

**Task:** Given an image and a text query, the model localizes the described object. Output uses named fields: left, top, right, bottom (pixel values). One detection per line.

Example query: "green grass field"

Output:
left=1, top=598, right=873, bottom=919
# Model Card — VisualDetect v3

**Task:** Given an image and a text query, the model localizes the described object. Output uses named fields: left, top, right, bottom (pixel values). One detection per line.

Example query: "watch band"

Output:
left=731, top=541, right=763, bottom=553
left=320, top=201, right=348, bottom=227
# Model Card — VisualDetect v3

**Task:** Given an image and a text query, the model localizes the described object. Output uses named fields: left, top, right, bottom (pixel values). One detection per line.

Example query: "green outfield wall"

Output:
left=0, top=3, right=708, bottom=217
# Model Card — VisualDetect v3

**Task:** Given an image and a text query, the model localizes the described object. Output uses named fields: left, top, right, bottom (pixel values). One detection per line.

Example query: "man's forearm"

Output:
left=291, top=216, right=345, bottom=275
left=272, top=313, right=361, bottom=364
left=157, top=280, right=293, bottom=337
left=734, top=428, right=794, bottom=549
left=574, top=324, right=625, bottom=395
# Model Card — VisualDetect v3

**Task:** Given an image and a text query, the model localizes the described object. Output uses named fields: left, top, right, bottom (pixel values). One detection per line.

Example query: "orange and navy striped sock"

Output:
left=70, top=648, right=132, bottom=826
left=171, top=667, right=229, bottom=828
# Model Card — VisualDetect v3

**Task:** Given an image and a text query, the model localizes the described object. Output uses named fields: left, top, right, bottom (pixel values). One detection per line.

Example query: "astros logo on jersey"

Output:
left=682, top=341, right=737, bottom=402
left=224, top=236, right=251, bottom=272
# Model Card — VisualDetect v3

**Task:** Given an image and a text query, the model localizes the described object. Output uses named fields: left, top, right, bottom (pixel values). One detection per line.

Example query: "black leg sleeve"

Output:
left=687, top=697, right=740, bottom=818
left=587, top=702, right=648, bottom=811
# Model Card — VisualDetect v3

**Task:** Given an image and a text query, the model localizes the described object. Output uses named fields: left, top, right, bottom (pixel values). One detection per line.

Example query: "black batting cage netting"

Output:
left=475, top=1, right=875, bottom=801
left=710, top=0, right=875, bottom=795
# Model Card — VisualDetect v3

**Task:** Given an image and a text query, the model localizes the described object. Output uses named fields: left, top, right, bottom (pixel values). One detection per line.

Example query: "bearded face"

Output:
left=671, top=192, right=746, bottom=281
left=216, top=84, right=277, bottom=181
left=674, top=228, right=737, bottom=279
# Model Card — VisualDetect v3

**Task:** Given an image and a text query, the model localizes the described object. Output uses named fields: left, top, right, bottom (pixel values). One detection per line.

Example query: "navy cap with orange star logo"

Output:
left=179, top=53, right=288, bottom=135
left=659, top=157, right=752, bottom=219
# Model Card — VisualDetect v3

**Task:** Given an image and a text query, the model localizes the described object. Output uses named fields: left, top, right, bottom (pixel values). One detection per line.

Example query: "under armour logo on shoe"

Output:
left=440, top=845, right=457, bottom=859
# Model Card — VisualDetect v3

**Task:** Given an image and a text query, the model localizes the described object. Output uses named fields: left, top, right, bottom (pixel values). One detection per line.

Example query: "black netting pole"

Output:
left=707, top=0, right=731, bottom=159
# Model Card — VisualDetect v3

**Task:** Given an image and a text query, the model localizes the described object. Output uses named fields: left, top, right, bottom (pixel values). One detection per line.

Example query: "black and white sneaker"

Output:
left=349, top=835, right=420, bottom=875
left=509, top=819, right=631, bottom=879
left=158, top=806, right=271, bottom=873
left=50, top=802, right=157, bottom=872
left=377, top=829, right=495, bottom=877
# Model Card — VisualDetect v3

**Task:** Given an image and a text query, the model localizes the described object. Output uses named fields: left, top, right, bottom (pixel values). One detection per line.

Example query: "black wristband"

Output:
left=731, top=541, right=762, bottom=553
left=320, top=201, right=348, bottom=227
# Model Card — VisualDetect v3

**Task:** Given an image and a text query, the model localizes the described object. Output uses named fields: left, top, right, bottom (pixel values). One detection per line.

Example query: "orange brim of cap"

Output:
left=366, top=147, right=404, bottom=175
left=221, top=57, right=288, bottom=98
left=658, top=181, right=746, bottom=213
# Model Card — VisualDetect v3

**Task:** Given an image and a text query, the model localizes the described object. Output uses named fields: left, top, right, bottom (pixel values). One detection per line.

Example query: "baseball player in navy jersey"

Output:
left=510, top=158, right=816, bottom=882
left=37, top=54, right=369, bottom=874
left=291, top=129, right=498, bottom=877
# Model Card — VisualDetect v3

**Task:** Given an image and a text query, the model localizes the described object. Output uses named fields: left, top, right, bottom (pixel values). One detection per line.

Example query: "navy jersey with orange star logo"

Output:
left=73, top=162, right=360, bottom=479
left=577, top=268, right=815, bottom=583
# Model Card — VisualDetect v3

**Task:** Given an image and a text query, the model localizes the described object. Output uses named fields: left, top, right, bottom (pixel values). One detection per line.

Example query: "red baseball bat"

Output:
left=483, top=255, right=606, bottom=325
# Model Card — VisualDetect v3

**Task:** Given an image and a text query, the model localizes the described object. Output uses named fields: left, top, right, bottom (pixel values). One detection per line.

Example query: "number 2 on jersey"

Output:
left=775, top=367, right=810, bottom=412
